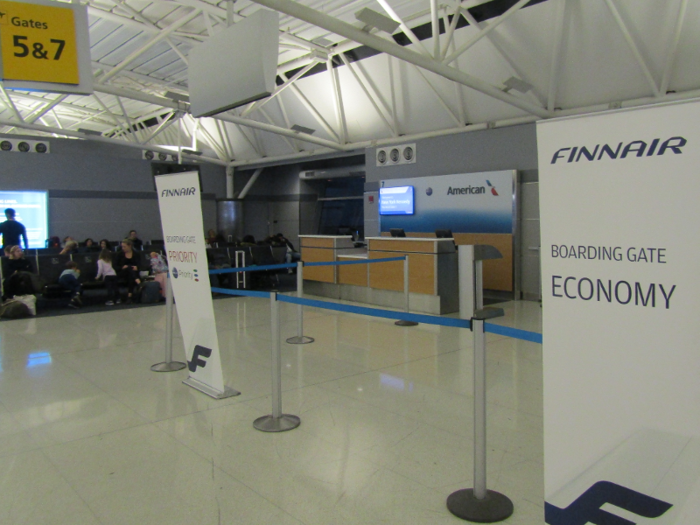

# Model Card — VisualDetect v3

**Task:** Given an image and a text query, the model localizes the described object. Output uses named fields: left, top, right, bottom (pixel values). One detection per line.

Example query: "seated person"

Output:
left=276, top=233, right=301, bottom=271
left=149, top=252, right=168, bottom=296
left=240, top=235, right=256, bottom=247
left=127, top=230, right=143, bottom=251
left=3, top=245, right=37, bottom=299
left=81, top=238, right=100, bottom=253
left=60, top=240, right=79, bottom=255
left=59, top=261, right=83, bottom=309
left=46, top=236, right=61, bottom=248
left=114, top=239, right=142, bottom=303
left=99, top=239, right=113, bottom=251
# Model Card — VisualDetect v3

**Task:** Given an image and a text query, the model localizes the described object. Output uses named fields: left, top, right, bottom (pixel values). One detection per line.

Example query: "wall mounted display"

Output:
left=0, top=190, right=47, bottom=248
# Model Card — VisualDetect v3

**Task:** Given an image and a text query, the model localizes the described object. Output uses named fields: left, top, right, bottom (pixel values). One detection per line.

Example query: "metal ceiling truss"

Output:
left=2, top=0, right=698, bottom=169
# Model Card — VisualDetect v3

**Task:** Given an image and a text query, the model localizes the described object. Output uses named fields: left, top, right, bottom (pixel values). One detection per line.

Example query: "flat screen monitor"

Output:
left=379, top=186, right=414, bottom=215
left=435, top=229, right=453, bottom=239
left=390, top=228, right=406, bottom=238
left=0, top=191, right=48, bottom=249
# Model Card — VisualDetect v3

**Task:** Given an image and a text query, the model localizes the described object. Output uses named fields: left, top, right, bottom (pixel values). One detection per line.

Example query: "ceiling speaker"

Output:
left=376, top=143, right=416, bottom=167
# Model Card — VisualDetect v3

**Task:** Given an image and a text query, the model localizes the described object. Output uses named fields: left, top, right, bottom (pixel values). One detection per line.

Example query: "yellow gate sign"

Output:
left=0, top=0, right=80, bottom=84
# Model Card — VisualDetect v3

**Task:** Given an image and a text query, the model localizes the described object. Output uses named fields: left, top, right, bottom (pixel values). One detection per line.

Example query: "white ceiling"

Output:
left=0, top=0, right=698, bottom=167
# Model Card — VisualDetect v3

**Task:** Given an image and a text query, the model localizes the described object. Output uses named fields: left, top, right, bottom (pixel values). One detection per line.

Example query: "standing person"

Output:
left=58, top=261, right=82, bottom=309
left=128, top=230, right=143, bottom=251
left=114, top=239, right=142, bottom=303
left=96, top=249, right=120, bottom=306
left=0, top=209, right=28, bottom=251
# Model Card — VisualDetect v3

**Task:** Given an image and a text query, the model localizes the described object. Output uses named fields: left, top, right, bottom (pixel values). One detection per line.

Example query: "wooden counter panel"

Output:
left=368, top=252, right=436, bottom=294
left=338, top=257, right=368, bottom=287
left=301, top=247, right=336, bottom=283
left=301, top=237, right=335, bottom=248
left=453, top=233, right=513, bottom=291
left=368, top=239, right=435, bottom=253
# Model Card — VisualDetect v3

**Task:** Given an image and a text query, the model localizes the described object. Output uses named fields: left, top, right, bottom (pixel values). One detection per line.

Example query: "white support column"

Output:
left=327, top=57, right=347, bottom=144
left=279, top=72, right=342, bottom=142
left=339, top=53, right=394, bottom=134
left=431, top=0, right=441, bottom=58
left=444, top=0, right=531, bottom=64
left=660, top=0, right=688, bottom=95
left=547, top=0, right=568, bottom=113
left=100, top=9, right=202, bottom=83
left=250, top=0, right=550, bottom=118
left=603, top=0, right=660, bottom=97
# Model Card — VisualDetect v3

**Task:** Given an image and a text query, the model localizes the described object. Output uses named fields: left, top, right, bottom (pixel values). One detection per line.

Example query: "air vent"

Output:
left=0, top=138, right=50, bottom=154
left=376, top=143, right=416, bottom=167
left=142, top=150, right=178, bottom=162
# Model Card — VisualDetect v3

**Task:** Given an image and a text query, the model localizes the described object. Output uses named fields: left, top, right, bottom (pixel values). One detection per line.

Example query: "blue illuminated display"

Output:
left=0, top=191, right=48, bottom=248
left=379, top=186, right=414, bottom=215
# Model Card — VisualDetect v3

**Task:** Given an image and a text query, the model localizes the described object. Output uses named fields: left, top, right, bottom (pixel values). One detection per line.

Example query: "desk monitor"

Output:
left=390, top=228, right=406, bottom=238
left=435, top=229, right=453, bottom=239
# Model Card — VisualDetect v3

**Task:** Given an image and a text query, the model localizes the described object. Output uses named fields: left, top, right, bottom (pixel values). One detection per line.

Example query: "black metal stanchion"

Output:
left=254, top=292, right=301, bottom=432
left=151, top=273, right=187, bottom=372
left=286, top=261, right=314, bottom=344
left=395, top=256, right=418, bottom=326
left=447, top=307, right=513, bottom=522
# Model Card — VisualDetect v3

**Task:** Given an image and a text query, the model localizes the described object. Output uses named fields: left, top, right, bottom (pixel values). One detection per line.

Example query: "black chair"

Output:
left=71, top=253, right=103, bottom=290
left=248, top=245, right=280, bottom=289
left=36, top=254, right=71, bottom=297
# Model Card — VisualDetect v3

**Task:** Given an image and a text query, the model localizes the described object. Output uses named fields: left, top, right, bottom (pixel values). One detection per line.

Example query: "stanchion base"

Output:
left=446, top=489, right=514, bottom=523
left=183, top=377, right=241, bottom=399
left=150, top=361, right=187, bottom=372
left=395, top=320, right=419, bottom=326
left=253, top=414, right=301, bottom=433
left=285, top=335, right=315, bottom=344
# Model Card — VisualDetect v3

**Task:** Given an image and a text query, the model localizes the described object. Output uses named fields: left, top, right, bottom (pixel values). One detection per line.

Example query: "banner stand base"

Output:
left=446, top=489, right=513, bottom=523
left=253, top=414, right=301, bottom=433
left=285, top=336, right=314, bottom=344
left=183, top=377, right=240, bottom=399
left=151, top=361, right=187, bottom=372
left=395, top=320, right=419, bottom=326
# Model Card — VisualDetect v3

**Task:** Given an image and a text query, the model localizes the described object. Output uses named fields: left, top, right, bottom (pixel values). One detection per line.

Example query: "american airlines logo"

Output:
left=545, top=481, right=672, bottom=525
left=551, top=137, right=686, bottom=164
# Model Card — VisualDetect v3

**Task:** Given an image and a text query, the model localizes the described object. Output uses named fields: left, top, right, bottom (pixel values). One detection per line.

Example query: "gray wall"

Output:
left=364, top=124, right=541, bottom=300
left=364, top=124, right=538, bottom=184
left=235, top=165, right=318, bottom=246
left=0, top=134, right=226, bottom=243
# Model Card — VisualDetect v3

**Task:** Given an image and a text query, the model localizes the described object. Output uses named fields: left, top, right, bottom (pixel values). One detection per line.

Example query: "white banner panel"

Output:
left=155, top=172, right=225, bottom=394
left=538, top=100, right=700, bottom=524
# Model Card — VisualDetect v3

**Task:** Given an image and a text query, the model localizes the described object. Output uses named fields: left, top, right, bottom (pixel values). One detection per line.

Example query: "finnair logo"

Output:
left=188, top=345, right=212, bottom=372
left=551, top=137, right=686, bottom=164
left=161, top=187, right=196, bottom=197
left=545, top=481, right=672, bottom=525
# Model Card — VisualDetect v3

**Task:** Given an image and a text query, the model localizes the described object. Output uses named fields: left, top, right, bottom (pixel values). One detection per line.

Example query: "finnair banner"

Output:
left=155, top=172, right=226, bottom=396
left=538, top=100, right=700, bottom=524
left=380, top=170, right=515, bottom=234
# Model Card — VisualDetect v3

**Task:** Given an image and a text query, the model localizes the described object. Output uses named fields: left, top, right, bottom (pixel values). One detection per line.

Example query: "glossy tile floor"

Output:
left=0, top=296, right=543, bottom=524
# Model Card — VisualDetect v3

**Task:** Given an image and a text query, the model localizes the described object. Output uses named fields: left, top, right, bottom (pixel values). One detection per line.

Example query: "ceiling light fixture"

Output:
left=354, top=8, right=400, bottom=34
left=291, top=124, right=316, bottom=135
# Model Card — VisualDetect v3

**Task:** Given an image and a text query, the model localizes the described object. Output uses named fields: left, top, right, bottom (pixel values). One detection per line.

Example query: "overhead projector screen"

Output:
left=188, top=10, right=279, bottom=118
